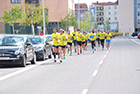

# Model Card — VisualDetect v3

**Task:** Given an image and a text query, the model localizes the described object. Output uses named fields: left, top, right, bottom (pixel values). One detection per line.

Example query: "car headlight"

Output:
left=15, top=50, right=20, bottom=55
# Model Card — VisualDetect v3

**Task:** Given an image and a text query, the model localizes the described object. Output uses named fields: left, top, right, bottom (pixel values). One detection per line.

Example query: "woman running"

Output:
left=82, top=32, right=86, bottom=51
left=90, top=29, right=97, bottom=53
left=105, top=30, right=112, bottom=50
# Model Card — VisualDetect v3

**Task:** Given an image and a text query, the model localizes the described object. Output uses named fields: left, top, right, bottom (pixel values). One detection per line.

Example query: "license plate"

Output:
left=0, top=57, right=9, bottom=60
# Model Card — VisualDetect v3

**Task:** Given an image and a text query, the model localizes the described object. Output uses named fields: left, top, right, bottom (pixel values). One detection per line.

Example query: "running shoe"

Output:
left=70, top=53, right=72, bottom=56
left=60, top=59, right=62, bottom=63
left=80, top=50, right=82, bottom=54
left=54, top=59, right=57, bottom=62
left=77, top=53, right=80, bottom=55
left=94, top=48, right=96, bottom=51
left=63, top=56, right=65, bottom=59
left=67, top=50, right=69, bottom=54
left=75, top=49, right=77, bottom=53
left=93, top=51, right=94, bottom=54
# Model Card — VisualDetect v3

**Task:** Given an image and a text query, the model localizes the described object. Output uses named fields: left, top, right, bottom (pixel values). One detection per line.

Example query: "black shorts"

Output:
left=82, top=42, right=85, bottom=44
left=59, top=46, right=66, bottom=48
left=67, top=42, right=72, bottom=46
left=85, top=40, right=87, bottom=46
left=77, top=41, right=82, bottom=46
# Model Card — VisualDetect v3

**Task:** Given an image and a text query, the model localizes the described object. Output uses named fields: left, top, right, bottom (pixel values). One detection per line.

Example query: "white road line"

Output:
left=104, top=55, right=107, bottom=58
left=107, top=51, right=109, bottom=53
left=0, top=59, right=52, bottom=82
left=92, top=70, right=98, bottom=76
left=99, top=60, right=103, bottom=65
left=131, top=39, right=140, bottom=46
left=81, top=89, right=88, bottom=94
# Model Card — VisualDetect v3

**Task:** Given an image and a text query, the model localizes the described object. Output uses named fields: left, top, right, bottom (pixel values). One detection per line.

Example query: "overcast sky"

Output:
left=74, top=0, right=117, bottom=6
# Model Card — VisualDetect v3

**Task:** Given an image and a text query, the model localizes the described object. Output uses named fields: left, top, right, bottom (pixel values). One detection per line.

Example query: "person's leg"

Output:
left=63, top=46, right=66, bottom=59
left=80, top=42, right=82, bottom=54
left=74, top=40, right=77, bottom=53
left=94, top=41, right=96, bottom=51
left=77, top=42, right=80, bottom=55
left=70, top=45, right=72, bottom=56
left=102, top=39, right=104, bottom=49
left=59, top=46, right=62, bottom=62
left=91, top=41, right=94, bottom=53
left=67, top=43, right=70, bottom=54
left=53, top=46, right=57, bottom=62
left=56, top=46, right=60, bottom=59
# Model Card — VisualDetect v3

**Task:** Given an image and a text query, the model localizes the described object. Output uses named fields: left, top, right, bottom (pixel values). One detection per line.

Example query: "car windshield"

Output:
left=29, top=37, right=44, bottom=44
left=0, top=36, right=23, bottom=46
left=46, top=36, right=51, bottom=41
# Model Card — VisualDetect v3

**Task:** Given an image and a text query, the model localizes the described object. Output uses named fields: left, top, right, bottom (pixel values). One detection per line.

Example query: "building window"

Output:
left=114, top=11, right=117, bottom=15
left=108, top=6, right=110, bottom=10
left=76, top=6, right=78, bottom=8
left=138, top=11, right=140, bottom=16
left=84, top=6, right=87, bottom=8
left=114, top=17, right=117, bottom=20
left=114, top=6, right=117, bottom=9
left=11, top=0, right=21, bottom=3
left=25, top=0, right=39, bottom=4
left=109, top=18, right=111, bottom=20
left=80, top=6, right=82, bottom=8
left=138, top=3, right=140, bottom=8
left=80, top=10, right=83, bottom=13
left=108, top=12, right=111, bottom=15
left=138, top=19, right=140, bottom=24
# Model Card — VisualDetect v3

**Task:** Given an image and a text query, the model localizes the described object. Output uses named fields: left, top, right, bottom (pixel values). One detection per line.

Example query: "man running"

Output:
left=99, top=29, right=106, bottom=51
left=66, top=30, right=73, bottom=56
left=77, top=29, right=83, bottom=55
left=58, top=29, right=67, bottom=62
left=96, top=30, right=100, bottom=47
left=50, top=28, right=59, bottom=62
left=82, top=32, right=86, bottom=51
left=105, top=30, right=112, bottom=50
left=85, top=32, right=89, bottom=50
left=72, top=28, right=77, bottom=53
left=90, top=29, right=97, bottom=53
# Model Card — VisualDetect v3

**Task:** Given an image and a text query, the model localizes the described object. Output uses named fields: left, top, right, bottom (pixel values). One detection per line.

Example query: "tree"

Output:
left=19, top=3, right=49, bottom=35
left=116, top=22, right=119, bottom=32
left=61, top=10, right=78, bottom=31
left=94, top=22, right=98, bottom=31
left=105, top=19, right=111, bottom=31
left=0, top=6, right=22, bottom=34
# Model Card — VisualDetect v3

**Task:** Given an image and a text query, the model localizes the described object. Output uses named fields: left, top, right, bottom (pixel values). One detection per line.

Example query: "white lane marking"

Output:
left=107, top=51, right=109, bottom=53
left=104, top=55, right=107, bottom=58
left=0, top=59, right=52, bottom=82
left=99, top=60, right=103, bottom=65
left=131, top=39, right=140, bottom=46
left=81, top=89, right=88, bottom=94
left=92, top=70, right=98, bottom=76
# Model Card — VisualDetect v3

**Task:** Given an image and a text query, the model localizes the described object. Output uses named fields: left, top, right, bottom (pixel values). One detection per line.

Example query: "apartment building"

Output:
left=75, top=3, right=88, bottom=21
left=0, top=0, right=73, bottom=34
left=119, top=0, right=134, bottom=34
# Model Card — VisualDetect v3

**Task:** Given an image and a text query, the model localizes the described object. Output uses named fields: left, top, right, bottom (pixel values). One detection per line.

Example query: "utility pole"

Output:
left=57, top=0, right=60, bottom=31
left=42, top=0, right=46, bottom=35
left=78, top=0, right=80, bottom=29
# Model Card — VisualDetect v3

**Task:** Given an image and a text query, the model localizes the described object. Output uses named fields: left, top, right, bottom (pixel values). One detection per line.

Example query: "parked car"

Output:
left=29, top=36, right=52, bottom=60
left=132, top=32, right=140, bottom=37
left=45, top=35, right=52, bottom=45
left=0, top=35, right=36, bottom=67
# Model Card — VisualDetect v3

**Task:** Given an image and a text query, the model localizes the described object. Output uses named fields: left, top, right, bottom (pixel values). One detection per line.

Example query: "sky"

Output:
left=74, top=0, right=117, bottom=6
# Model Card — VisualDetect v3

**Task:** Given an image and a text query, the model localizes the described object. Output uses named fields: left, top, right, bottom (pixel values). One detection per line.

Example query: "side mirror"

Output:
left=46, top=42, right=49, bottom=45
left=26, top=42, right=31, bottom=46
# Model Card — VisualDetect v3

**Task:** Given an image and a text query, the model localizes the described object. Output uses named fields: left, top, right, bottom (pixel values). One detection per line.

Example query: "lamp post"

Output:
left=42, top=0, right=46, bottom=35
left=78, top=0, right=80, bottom=29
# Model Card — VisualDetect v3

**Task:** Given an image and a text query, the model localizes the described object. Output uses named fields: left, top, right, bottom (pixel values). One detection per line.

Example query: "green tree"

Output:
left=0, top=6, right=22, bottom=34
left=105, top=19, right=111, bottom=31
left=104, top=24, right=106, bottom=32
left=116, top=22, right=119, bottom=32
left=19, top=4, right=49, bottom=35
left=61, top=10, right=77, bottom=31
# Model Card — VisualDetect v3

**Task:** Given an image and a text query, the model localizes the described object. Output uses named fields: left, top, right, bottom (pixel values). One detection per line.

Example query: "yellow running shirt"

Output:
left=58, top=34, right=67, bottom=46
left=51, top=33, right=59, bottom=46
left=99, top=32, right=106, bottom=39
left=72, top=32, right=77, bottom=40
left=82, top=35, right=87, bottom=42
left=66, top=34, right=73, bottom=43
left=90, top=32, right=97, bottom=41
left=77, top=33, right=83, bottom=41
left=106, top=33, right=112, bottom=40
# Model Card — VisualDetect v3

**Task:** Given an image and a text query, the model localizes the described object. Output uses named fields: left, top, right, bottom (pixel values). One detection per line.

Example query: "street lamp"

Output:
left=42, top=0, right=46, bottom=35
left=78, top=0, right=80, bottom=29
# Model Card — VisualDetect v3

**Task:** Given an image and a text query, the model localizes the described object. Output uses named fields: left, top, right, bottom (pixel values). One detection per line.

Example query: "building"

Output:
left=75, top=3, right=88, bottom=21
left=119, top=0, right=134, bottom=34
left=0, top=0, right=73, bottom=34
left=89, top=1, right=118, bottom=31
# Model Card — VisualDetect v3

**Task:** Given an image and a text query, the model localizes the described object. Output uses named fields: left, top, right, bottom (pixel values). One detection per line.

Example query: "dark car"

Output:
left=0, top=35, right=36, bottom=67
left=29, top=36, right=52, bottom=60
left=132, top=32, right=140, bottom=37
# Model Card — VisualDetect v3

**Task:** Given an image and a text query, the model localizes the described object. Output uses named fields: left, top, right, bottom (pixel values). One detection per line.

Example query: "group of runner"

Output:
left=50, top=27, right=112, bottom=62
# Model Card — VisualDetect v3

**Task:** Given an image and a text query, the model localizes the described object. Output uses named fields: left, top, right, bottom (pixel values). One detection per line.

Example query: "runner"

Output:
left=96, top=30, right=100, bottom=47
left=82, top=32, right=86, bottom=51
left=105, top=30, right=112, bottom=50
left=99, top=29, right=106, bottom=51
left=72, top=28, right=77, bottom=53
left=77, top=29, right=83, bottom=55
left=90, top=29, right=97, bottom=53
left=66, top=30, right=73, bottom=56
left=58, top=29, right=67, bottom=62
left=50, top=28, right=59, bottom=62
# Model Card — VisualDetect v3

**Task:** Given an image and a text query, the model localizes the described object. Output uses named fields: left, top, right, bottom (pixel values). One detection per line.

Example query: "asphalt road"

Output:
left=0, top=37, right=140, bottom=94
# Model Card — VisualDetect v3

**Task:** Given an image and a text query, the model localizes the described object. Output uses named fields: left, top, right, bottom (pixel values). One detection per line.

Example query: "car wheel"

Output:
left=48, top=53, right=52, bottom=59
left=21, top=55, right=26, bottom=67
left=42, top=51, right=46, bottom=61
left=31, top=53, right=36, bottom=64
